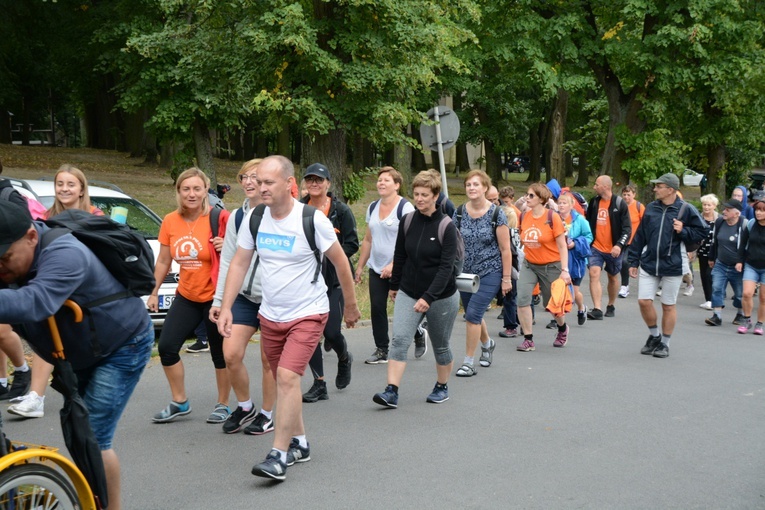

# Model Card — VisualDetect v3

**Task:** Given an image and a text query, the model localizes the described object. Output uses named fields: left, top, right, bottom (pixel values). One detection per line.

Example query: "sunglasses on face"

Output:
left=305, top=176, right=325, bottom=184
left=527, top=193, right=536, bottom=198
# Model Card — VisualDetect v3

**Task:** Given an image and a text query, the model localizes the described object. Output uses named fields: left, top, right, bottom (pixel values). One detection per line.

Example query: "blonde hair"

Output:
left=412, top=170, right=442, bottom=196
left=175, top=167, right=211, bottom=214
left=504, top=204, right=518, bottom=228
left=47, top=164, right=95, bottom=217
left=237, top=158, right=262, bottom=180
left=464, top=169, right=491, bottom=190
left=700, top=194, right=719, bottom=208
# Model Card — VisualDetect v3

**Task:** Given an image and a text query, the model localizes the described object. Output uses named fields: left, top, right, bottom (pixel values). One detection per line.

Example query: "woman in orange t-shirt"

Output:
left=516, top=182, right=571, bottom=353
left=147, top=168, right=232, bottom=424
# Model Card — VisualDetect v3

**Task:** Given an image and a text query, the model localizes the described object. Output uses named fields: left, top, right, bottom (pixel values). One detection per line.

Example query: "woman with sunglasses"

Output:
left=299, top=163, right=359, bottom=402
left=516, top=183, right=571, bottom=352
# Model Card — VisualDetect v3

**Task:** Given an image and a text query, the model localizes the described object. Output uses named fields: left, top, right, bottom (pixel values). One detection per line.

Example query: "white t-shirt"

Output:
left=366, top=197, right=415, bottom=274
left=238, top=200, right=337, bottom=322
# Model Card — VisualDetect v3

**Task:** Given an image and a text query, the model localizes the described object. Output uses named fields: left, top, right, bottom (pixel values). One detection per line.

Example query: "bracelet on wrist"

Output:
left=561, top=268, right=569, bottom=273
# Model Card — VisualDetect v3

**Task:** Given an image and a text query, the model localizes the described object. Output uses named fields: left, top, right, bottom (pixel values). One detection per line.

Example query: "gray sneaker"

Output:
left=365, top=348, right=388, bottom=364
left=414, top=327, right=429, bottom=359
left=479, top=338, right=496, bottom=367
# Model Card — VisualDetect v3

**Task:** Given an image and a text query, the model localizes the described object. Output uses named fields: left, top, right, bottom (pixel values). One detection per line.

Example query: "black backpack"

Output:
left=42, top=210, right=156, bottom=305
left=249, top=203, right=323, bottom=284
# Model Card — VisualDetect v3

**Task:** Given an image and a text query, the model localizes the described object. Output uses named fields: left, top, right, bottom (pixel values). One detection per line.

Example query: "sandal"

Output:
left=152, top=400, right=191, bottom=423
left=206, top=403, right=231, bottom=424
left=455, top=363, right=477, bottom=377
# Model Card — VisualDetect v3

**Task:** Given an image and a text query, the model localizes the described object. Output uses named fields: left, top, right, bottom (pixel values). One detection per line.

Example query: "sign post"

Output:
left=419, top=106, right=460, bottom=198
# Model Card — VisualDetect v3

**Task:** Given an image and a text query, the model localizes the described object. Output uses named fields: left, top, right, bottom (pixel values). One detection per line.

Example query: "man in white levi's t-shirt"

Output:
left=218, top=155, right=360, bottom=482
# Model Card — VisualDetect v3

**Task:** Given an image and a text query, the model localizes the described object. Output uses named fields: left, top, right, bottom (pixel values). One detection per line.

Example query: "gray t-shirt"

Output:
left=716, top=220, right=742, bottom=266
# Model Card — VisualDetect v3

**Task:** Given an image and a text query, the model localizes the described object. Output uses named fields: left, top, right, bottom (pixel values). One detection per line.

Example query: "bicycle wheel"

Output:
left=0, top=463, right=79, bottom=510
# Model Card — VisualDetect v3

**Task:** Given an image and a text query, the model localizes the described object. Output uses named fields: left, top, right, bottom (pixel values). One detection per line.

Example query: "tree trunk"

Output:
left=708, top=143, right=725, bottom=197
left=362, top=139, right=375, bottom=168
left=393, top=140, right=412, bottom=183
left=528, top=122, right=544, bottom=183
left=574, top=153, right=589, bottom=187
left=352, top=132, right=365, bottom=173
left=124, top=108, right=149, bottom=158
left=410, top=125, right=427, bottom=172
left=303, top=128, right=348, bottom=201
left=277, top=120, right=290, bottom=158
left=243, top=122, right=255, bottom=160
left=546, top=88, right=569, bottom=186
left=229, top=126, right=243, bottom=160
left=193, top=119, right=216, bottom=187
left=0, top=108, right=10, bottom=144
left=255, top=133, right=268, bottom=159
left=455, top=142, right=470, bottom=177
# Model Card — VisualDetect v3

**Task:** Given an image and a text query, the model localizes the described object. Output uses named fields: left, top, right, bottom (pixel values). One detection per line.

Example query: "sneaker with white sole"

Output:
left=185, top=340, right=209, bottom=353
left=618, top=285, right=629, bottom=298
left=222, top=406, right=258, bottom=434
left=414, top=325, right=429, bottom=359
left=683, top=284, right=694, bottom=297
left=251, top=450, right=287, bottom=481
left=699, top=301, right=713, bottom=310
left=7, top=391, right=44, bottom=418
left=286, top=438, right=311, bottom=466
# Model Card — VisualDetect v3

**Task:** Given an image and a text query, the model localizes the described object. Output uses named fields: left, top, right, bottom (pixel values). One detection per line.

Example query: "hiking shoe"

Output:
left=732, top=313, right=746, bottom=325
left=455, top=363, right=477, bottom=377
left=302, top=379, right=329, bottom=403
left=152, top=400, right=191, bottom=423
left=499, top=328, right=518, bottom=338
left=251, top=450, right=287, bottom=481
left=244, top=412, right=274, bottom=435
left=373, top=385, right=398, bottom=408
left=286, top=438, right=311, bottom=466
left=641, top=335, right=662, bottom=355
left=605, top=305, right=615, bottom=317
left=737, top=319, right=753, bottom=334
left=222, top=406, right=257, bottom=434
left=683, top=284, right=694, bottom=297
left=414, top=327, right=429, bottom=359
left=517, top=338, right=535, bottom=352
left=652, top=342, right=669, bottom=358
left=336, top=353, right=353, bottom=389
left=7, top=391, right=44, bottom=418
left=577, top=307, right=587, bottom=326
left=699, top=301, right=713, bottom=310
left=587, top=308, right=603, bottom=320
left=207, top=403, right=230, bottom=424
left=545, top=319, right=557, bottom=329
left=479, top=339, right=496, bottom=367
left=2, top=370, right=31, bottom=401
left=705, top=315, right=722, bottom=326
left=618, top=285, right=629, bottom=298
left=553, top=325, right=569, bottom=347
left=185, top=340, right=209, bottom=353
left=365, top=348, right=388, bottom=364
left=426, top=384, right=449, bottom=404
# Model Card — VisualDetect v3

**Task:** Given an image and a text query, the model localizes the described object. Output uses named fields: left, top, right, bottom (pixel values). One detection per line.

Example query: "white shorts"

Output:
left=637, top=268, right=683, bottom=305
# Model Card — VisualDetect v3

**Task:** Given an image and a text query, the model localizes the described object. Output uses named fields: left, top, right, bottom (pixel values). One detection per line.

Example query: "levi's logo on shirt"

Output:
left=257, top=233, right=296, bottom=252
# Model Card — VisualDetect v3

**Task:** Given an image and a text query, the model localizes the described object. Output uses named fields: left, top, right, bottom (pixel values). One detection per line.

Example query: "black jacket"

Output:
left=586, top=194, right=631, bottom=250
left=300, top=193, right=358, bottom=288
left=628, top=197, right=708, bottom=276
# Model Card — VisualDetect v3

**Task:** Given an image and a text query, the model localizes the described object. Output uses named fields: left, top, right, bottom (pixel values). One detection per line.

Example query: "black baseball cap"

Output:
left=722, top=199, right=743, bottom=211
left=0, top=200, right=32, bottom=257
left=304, top=163, right=331, bottom=181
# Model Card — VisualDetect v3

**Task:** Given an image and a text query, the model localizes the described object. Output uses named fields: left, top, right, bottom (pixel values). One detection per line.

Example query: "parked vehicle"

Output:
left=506, top=156, right=530, bottom=173
left=682, top=169, right=704, bottom=187
left=10, top=178, right=179, bottom=329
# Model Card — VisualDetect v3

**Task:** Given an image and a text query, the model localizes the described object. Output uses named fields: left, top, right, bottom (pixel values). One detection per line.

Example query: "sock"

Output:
left=713, top=310, right=721, bottom=318
left=172, top=400, right=188, bottom=409
left=648, top=325, right=659, bottom=337
left=0, top=378, right=6, bottom=388
left=293, top=434, right=307, bottom=448
left=261, top=409, right=272, bottom=420
left=14, top=363, right=29, bottom=373
left=389, top=384, right=399, bottom=394
left=525, top=334, right=533, bottom=341
left=661, top=334, right=671, bottom=346
left=273, top=448, right=287, bottom=463
left=239, top=400, right=253, bottom=412
left=557, top=323, right=567, bottom=333
left=464, top=356, right=474, bottom=366
left=481, top=339, right=491, bottom=348
left=435, top=382, right=447, bottom=390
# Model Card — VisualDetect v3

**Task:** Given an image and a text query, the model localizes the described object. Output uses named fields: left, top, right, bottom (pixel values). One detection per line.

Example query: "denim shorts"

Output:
left=743, top=264, right=765, bottom=284
left=232, top=294, right=261, bottom=328
left=589, top=248, right=623, bottom=275
left=77, top=322, right=154, bottom=450
left=460, top=272, right=501, bottom=324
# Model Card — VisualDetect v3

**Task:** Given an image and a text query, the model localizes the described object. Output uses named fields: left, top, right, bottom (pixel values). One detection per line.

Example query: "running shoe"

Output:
left=302, top=379, right=329, bottom=403
left=7, top=391, right=44, bottom=418
left=553, top=325, right=569, bottom=347
left=286, top=438, right=311, bottom=466
left=365, top=348, right=388, bottom=364
left=618, top=285, right=629, bottom=298
left=185, top=340, right=209, bottom=353
left=152, top=400, right=191, bottom=423
left=222, top=406, right=257, bottom=434
left=517, top=338, right=535, bottom=352
left=251, top=450, right=287, bottom=481
left=244, top=412, right=274, bottom=435
left=641, top=334, right=662, bottom=355
left=426, top=384, right=449, bottom=404
left=372, top=385, right=399, bottom=408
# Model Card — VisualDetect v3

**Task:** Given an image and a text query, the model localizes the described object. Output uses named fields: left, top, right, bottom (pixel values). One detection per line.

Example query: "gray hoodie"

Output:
left=212, top=199, right=261, bottom=307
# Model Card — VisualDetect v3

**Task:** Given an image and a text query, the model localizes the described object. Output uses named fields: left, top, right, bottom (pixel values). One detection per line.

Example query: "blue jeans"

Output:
left=502, top=278, right=518, bottom=329
left=711, top=261, right=743, bottom=310
left=76, top=322, right=154, bottom=450
left=460, top=272, right=502, bottom=324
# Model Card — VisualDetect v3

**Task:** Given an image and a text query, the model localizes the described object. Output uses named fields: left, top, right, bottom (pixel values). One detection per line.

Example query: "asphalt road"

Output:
left=3, top=287, right=764, bottom=509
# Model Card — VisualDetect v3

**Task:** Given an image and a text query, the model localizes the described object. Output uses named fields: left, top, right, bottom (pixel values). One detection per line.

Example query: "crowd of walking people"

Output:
left=3, top=155, right=761, bottom=490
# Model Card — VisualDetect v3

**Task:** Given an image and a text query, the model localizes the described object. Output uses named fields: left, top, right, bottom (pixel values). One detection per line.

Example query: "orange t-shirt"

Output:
left=626, top=201, right=644, bottom=244
left=520, top=209, right=565, bottom=265
left=592, top=198, right=613, bottom=253
left=159, top=211, right=215, bottom=302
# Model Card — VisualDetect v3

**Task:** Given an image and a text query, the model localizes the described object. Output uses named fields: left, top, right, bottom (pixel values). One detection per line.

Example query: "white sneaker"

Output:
left=618, top=285, right=629, bottom=298
left=699, top=301, right=713, bottom=310
left=683, top=284, right=694, bottom=297
left=656, top=289, right=663, bottom=296
left=8, top=391, right=44, bottom=418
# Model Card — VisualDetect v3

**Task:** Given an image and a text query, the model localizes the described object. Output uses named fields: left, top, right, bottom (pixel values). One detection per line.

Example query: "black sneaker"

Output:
left=251, top=450, right=287, bottom=481
left=732, top=313, right=745, bottom=325
left=605, top=305, right=615, bottom=317
left=532, top=295, right=541, bottom=306
left=705, top=315, right=722, bottom=326
left=185, top=340, right=209, bottom=353
left=587, top=308, right=604, bottom=320
left=577, top=307, right=587, bottom=326
left=2, top=370, right=31, bottom=401
left=653, top=342, right=669, bottom=358
left=640, top=334, right=662, bottom=355
left=243, top=412, right=274, bottom=435
left=336, top=352, right=353, bottom=389
left=222, top=406, right=258, bottom=434
left=302, top=379, right=329, bottom=403
left=365, top=348, right=388, bottom=364
left=286, top=438, right=311, bottom=466
left=545, top=319, right=557, bottom=329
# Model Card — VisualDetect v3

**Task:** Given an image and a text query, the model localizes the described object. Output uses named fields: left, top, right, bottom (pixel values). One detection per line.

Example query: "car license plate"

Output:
left=159, top=295, right=175, bottom=310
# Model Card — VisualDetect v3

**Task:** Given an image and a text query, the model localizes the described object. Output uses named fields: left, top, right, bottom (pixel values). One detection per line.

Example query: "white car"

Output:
left=10, top=178, right=179, bottom=329
left=682, top=169, right=704, bottom=187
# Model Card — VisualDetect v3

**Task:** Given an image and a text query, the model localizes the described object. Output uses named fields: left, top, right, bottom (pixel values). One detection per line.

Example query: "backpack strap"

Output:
left=396, top=198, right=407, bottom=220
left=248, top=204, right=268, bottom=276
left=455, top=204, right=465, bottom=230
left=636, top=201, right=642, bottom=214
left=368, top=199, right=380, bottom=218
left=234, top=207, right=245, bottom=233
left=402, top=211, right=415, bottom=235
left=302, top=205, right=322, bottom=284
left=490, top=204, right=502, bottom=243
left=0, top=187, right=13, bottom=201
left=209, top=207, right=221, bottom=238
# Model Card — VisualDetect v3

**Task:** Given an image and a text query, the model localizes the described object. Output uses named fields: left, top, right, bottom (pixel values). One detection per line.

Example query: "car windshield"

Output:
left=91, top=198, right=162, bottom=238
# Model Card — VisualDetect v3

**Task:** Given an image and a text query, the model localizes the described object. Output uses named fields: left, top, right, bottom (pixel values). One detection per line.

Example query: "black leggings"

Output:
left=368, top=268, right=392, bottom=352
left=158, top=293, right=225, bottom=369
left=308, top=285, right=347, bottom=379
left=620, top=245, right=631, bottom=286
left=699, top=254, right=713, bottom=302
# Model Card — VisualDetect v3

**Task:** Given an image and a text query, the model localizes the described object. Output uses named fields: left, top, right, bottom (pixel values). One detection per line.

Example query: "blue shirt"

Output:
left=455, top=204, right=508, bottom=277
